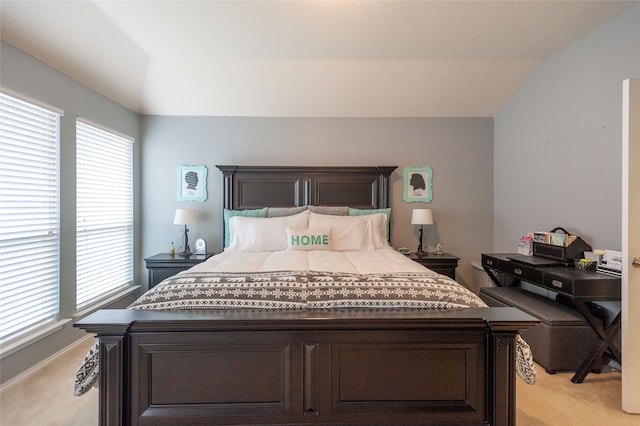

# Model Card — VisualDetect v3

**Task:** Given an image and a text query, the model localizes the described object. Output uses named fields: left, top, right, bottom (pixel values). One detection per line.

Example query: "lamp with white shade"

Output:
left=174, top=208, right=196, bottom=257
left=411, top=209, right=433, bottom=255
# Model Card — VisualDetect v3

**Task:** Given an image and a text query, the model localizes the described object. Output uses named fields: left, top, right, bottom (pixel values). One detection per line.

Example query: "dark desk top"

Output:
left=482, top=253, right=620, bottom=301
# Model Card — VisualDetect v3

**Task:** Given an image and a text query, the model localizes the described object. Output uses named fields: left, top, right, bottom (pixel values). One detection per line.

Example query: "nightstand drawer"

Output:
left=145, top=252, right=214, bottom=288
left=148, top=268, right=184, bottom=286
left=410, top=252, right=459, bottom=280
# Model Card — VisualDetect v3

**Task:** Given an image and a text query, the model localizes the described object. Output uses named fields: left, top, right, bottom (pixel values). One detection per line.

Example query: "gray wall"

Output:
left=494, top=5, right=640, bottom=252
left=141, top=116, right=494, bottom=288
left=0, top=41, right=142, bottom=383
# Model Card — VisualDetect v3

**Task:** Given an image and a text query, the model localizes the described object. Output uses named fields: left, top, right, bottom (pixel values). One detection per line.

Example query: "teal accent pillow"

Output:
left=348, top=207, right=391, bottom=219
left=223, top=208, right=268, bottom=248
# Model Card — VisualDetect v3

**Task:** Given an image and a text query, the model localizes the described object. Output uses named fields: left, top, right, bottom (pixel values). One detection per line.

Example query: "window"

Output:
left=0, top=92, right=61, bottom=345
left=76, top=119, right=133, bottom=309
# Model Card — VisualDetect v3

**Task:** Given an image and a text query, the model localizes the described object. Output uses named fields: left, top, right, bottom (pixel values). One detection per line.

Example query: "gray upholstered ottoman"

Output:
left=479, top=286, right=602, bottom=374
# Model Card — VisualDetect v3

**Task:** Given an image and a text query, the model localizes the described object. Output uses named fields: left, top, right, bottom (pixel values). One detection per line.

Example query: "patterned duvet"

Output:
left=131, top=269, right=485, bottom=310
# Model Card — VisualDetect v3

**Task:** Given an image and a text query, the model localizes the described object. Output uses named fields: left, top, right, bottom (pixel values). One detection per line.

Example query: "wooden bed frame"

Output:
left=75, top=165, right=537, bottom=426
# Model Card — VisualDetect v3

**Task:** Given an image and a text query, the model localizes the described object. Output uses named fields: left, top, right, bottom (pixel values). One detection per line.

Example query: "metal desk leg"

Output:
left=571, top=303, right=621, bottom=384
left=483, top=266, right=519, bottom=287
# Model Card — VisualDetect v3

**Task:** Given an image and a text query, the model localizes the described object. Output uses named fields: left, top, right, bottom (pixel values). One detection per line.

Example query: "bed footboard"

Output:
left=75, top=308, right=536, bottom=426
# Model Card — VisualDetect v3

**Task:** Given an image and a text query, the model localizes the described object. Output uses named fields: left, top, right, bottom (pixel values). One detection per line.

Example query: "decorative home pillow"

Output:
left=267, top=206, right=308, bottom=217
left=308, top=212, right=374, bottom=251
left=223, top=208, right=268, bottom=248
left=348, top=208, right=392, bottom=249
left=286, top=228, right=332, bottom=251
left=228, top=210, right=309, bottom=252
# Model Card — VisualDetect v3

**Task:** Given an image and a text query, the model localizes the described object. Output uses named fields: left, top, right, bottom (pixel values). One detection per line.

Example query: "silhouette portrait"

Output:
left=409, top=173, right=426, bottom=196
left=409, top=173, right=427, bottom=191
left=184, top=171, right=199, bottom=190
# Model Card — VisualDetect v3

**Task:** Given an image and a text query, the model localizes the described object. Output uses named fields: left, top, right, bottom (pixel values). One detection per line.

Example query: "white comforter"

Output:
left=188, top=248, right=430, bottom=275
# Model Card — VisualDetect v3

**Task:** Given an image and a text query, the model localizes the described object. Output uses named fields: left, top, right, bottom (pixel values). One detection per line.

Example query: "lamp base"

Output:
left=417, top=226, right=424, bottom=255
left=179, top=224, right=191, bottom=258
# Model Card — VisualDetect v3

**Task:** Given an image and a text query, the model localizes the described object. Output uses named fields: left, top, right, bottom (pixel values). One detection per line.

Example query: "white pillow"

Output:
left=366, top=212, right=392, bottom=249
left=308, top=212, right=374, bottom=251
left=286, top=228, right=332, bottom=251
left=228, top=210, right=309, bottom=252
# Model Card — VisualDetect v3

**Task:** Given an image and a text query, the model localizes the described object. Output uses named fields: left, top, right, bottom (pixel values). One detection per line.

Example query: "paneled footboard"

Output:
left=75, top=307, right=537, bottom=426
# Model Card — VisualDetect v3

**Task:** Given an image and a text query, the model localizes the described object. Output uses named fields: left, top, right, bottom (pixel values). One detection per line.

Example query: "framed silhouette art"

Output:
left=177, top=165, right=207, bottom=202
left=403, top=166, right=432, bottom=203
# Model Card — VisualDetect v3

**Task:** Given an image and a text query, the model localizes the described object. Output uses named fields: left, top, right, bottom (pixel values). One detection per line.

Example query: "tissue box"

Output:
left=517, top=239, right=533, bottom=255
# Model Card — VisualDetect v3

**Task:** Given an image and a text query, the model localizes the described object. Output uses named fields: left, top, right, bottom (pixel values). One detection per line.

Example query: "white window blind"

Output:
left=0, top=92, right=60, bottom=345
left=76, top=119, right=133, bottom=309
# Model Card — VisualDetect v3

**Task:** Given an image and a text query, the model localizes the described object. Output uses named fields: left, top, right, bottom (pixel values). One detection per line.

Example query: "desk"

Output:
left=482, top=253, right=621, bottom=383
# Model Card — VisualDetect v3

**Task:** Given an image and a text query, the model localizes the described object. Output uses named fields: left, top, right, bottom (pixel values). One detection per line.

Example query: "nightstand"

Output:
left=410, top=252, right=459, bottom=279
left=144, top=252, right=214, bottom=288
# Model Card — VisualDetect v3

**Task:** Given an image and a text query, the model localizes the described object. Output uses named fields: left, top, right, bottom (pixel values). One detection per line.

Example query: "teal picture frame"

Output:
left=403, top=166, right=432, bottom=203
left=177, top=165, right=207, bottom=202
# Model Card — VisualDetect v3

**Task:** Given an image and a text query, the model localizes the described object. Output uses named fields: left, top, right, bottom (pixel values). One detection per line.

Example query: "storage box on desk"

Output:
left=533, top=227, right=591, bottom=263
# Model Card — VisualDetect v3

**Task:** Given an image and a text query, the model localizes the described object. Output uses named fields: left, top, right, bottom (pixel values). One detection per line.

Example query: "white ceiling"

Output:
left=1, top=1, right=636, bottom=117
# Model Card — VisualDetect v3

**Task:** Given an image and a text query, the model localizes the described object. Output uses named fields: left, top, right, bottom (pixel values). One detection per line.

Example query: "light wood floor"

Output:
left=1, top=337, right=639, bottom=425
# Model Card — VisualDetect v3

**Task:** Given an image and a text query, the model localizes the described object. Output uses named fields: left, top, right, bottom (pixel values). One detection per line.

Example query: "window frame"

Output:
left=75, top=118, right=134, bottom=311
left=0, top=91, right=62, bottom=347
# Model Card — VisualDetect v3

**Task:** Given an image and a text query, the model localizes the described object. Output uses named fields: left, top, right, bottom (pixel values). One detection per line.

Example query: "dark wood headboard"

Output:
left=216, top=165, right=397, bottom=210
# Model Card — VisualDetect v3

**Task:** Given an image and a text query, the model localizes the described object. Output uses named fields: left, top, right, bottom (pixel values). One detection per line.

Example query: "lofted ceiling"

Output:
left=0, top=1, right=636, bottom=117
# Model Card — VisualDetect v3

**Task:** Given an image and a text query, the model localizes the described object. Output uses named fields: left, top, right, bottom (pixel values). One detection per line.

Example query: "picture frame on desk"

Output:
left=194, top=238, right=207, bottom=255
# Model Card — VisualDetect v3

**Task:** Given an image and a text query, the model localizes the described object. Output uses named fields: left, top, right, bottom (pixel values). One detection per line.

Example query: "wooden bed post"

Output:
left=217, top=165, right=236, bottom=209
left=375, top=166, right=393, bottom=209
left=76, top=310, right=133, bottom=426
left=99, top=335, right=127, bottom=426
left=489, top=332, right=518, bottom=426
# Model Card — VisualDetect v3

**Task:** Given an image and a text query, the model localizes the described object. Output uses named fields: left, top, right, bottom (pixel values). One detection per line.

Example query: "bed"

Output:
left=74, top=165, right=537, bottom=426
